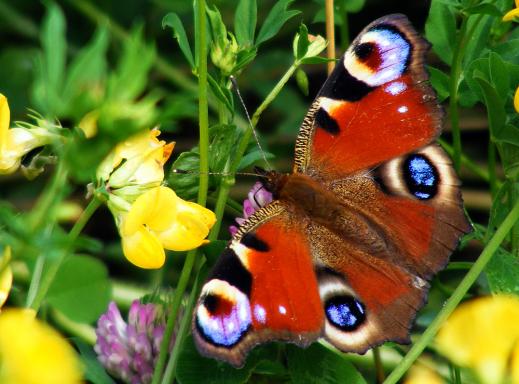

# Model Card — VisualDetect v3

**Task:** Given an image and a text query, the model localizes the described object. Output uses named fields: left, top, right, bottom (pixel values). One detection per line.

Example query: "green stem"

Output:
left=230, top=62, right=299, bottom=174
left=152, top=0, right=209, bottom=382
left=29, top=160, right=68, bottom=230
left=52, top=309, right=96, bottom=344
left=161, top=272, right=202, bottom=384
left=339, top=5, right=350, bottom=50
left=151, top=249, right=198, bottom=384
left=196, top=0, right=209, bottom=207
left=373, top=347, right=385, bottom=383
left=384, top=200, right=519, bottom=384
left=26, top=197, right=102, bottom=312
left=0, top=2, right=39, bottom=39
left=448, top=11, right=484, bottom=173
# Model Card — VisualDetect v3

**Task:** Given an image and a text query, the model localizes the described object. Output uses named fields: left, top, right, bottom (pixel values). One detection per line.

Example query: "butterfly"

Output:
left=192, top=14, right=471, bottom=367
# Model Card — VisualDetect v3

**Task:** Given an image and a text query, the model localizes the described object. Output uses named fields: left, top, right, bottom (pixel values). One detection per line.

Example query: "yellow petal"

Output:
left=179, top=201, right=217, bottom=228
left=404, top=364, right=444, bottom=384
left=78, top=110, right=99, bottom=139
left=503, top=7, right=519, bottom=21
left=158, top=211, right=212, bottom=251
left=0, top=308, right=82, bottom=384
left=122, top=225, right=165, bottom=269
left=0, top=94, right=10, bottom=153
left=436, top=296, right=519, bottom=384
left=122, top=186, right=179, bottom=235
left=0, top=247, right=12, bottom=309
left=514, top=86, right=519, bottom=114
left=512, top=343, right=519, bottom=384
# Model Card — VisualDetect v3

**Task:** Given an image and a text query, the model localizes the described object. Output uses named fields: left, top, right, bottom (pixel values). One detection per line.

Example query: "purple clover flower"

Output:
left=229, top=181, right=273, bottom=236
left=95, top=300, right=170, bottom=384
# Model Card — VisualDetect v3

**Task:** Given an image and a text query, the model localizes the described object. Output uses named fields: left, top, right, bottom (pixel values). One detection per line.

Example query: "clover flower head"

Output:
left=95, top=300, right=171, bottom=384
left=229, top=181, right=273, bottom=236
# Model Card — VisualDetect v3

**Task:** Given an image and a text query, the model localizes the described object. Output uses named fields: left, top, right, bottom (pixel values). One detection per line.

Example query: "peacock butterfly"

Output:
left=192, top=14, right=471, bottom=367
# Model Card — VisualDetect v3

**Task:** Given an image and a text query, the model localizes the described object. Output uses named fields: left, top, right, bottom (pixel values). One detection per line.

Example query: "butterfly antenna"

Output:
left=172, top=169, right=262, bottom=178
left=230, top=76, right=272, bottom=170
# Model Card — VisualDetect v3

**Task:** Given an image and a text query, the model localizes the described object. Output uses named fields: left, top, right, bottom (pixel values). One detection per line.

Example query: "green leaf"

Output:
left=493, top=39, right=519, bottom=63
left=207, top=75, right=234, bottom=115
left=488, top=52, right=510, bottom=99
left=238, top=148, right=274, bottom=170
left=486, top=247, right=519, bottom=294
left=428, top=66, right=450, bottom=102
left=425, top=0, right=457, bottom=65
left=256, top=0, right=301, bottom=46
left=107, top=28, right=155, bottom=102
left=474, top=74, right=506, bottom=141
left=340, top=0, right=366, bottom=13
left=463, top=14, right=493, bottom=68
left=206, top=5, right=227, bottom=46
left=73, top=339, right=116, bottom=384
left=47, top=255, right=111, bottom=323
left=209, top=124, right=238, bottom=173
left=234, top=0, right=257, bottom=46
left=287, top=343, right=367, bottom=384
left=295, top=24, right=309, bottom=60
left=62, top=27, right=109, bottom=119
left=234, top=47, right=257, bottom=73
left=464, top=2, right=502, bottom=16
left=163, top=12, right=195, bottom=68
left=168, top=150, right=201, bottom=200
left=39, top=2, right=67, bottom=114
left=176, top=334, right=257, bottom=384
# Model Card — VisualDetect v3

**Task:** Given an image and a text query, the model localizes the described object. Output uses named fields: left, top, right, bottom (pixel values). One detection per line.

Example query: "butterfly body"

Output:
left=193, top=14, right=471, bottom=367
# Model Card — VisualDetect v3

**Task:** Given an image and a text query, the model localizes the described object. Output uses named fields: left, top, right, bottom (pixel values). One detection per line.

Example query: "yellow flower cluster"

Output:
left=0, top=94, right=54, bottom=175
left=437, top=296, right=519, bottom=384
left=503, top=0, right=519, bottom=22
left=100, top=129, right=215, bottom=269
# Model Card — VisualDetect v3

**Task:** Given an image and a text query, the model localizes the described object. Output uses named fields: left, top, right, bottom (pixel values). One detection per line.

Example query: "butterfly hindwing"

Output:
left=193, top=202, right=323, bottom=367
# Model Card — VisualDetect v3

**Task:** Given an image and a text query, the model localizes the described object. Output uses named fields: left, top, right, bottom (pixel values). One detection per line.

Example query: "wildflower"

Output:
left=0, top=246, right=13, bottom=309
left=436, top=295, right=519, bottom=384
left=0, top=94, right=54, bottom=175
left=0, top=308, right=82, bottom=383
left=95, top=300, right=175, bottom=384
left=404, top=363, right=444, bottom=384
left=229, top=181, right=273, bottom=236
left=503, top=0, right=519, bottom=21
left=97, top=128, right=174, bottom=191
left=121, top=186, right=216, bottom=269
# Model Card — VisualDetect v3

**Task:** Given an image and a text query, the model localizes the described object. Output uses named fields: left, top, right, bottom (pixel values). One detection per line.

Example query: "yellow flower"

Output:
left=121, top=186, right=216, bottom=269
left=503, top=0, right=519, bottom=21
left=0, top=94, right=53, bottom=175
left=0, top=308, right=82, bottom=383
left=0, top=247, right=13, bottom=309
left=97, top=128, right=174, bottom=189
left=404, top=363, right=444, bottom=384
left=436, top=296, right=519, bottom=384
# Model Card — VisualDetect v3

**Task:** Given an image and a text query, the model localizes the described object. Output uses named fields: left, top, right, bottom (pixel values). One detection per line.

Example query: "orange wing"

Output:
left=193, top=202, right=323, bottom=367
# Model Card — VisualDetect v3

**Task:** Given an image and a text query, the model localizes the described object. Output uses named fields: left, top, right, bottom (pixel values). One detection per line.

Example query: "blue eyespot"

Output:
left=325, top=296, right=366, bottom=331
left=403, top=154, right=438, bottom=200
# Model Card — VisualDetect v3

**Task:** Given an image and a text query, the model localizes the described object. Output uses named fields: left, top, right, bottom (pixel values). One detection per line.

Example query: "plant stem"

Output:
left=196, top=0, right=209, bottom=207
left=26, top=197, right=102, bottom=312
left=383, top=199, right=519, bottom=384
left=29, top=160, right=68, bottom=230
left=152, top=0, right=209, bottom=382
left=230, top=63, right=299, bottom=174
left=373, top=347, right=385, bottom=383
left=161, top=272, right=202, bottom=384
left=325, top=0, right=335, bottom=74
left=488, top=140, right=498, bottom=198
left=339, top=5, right=350, bottom=50
left=151, top=249, right=198, bottom=384
left=448, top=11, right=483, bottom=173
